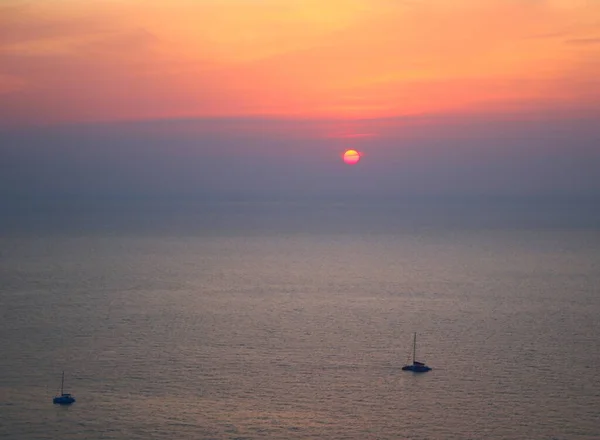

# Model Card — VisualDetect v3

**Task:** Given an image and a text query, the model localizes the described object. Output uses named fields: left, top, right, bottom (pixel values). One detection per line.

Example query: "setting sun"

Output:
left=343, top=149, right=361, bottom=165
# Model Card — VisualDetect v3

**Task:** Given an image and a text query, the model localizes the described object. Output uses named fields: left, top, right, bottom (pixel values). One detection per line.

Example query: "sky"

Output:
left=1, top=0, right=600, bottom=201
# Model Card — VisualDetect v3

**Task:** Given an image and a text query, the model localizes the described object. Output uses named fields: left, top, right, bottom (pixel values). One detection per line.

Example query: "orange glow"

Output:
left=1, top=0, right=599, bottom=126
left=343, top=149, right=361, bottom=165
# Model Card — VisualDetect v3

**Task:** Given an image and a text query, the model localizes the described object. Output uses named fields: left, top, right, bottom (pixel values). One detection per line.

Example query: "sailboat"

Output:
left=52, top=371, right=76, bottom=405
left=401, top=332, right=432, bottom=373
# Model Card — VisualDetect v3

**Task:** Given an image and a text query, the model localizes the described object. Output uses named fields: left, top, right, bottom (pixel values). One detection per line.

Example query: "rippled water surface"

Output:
left=1, top=202, right=599, bottom=439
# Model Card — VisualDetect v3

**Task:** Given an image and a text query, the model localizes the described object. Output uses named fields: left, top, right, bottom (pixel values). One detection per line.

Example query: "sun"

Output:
left=343, top=149, right=361, bottom=165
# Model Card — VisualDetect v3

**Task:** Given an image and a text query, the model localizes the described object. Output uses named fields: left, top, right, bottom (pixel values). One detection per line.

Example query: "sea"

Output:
left=1, top=198, right=599, bottom=439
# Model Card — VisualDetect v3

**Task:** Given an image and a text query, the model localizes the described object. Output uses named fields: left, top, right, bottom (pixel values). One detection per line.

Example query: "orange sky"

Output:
left=1, top=0, right=600, bottom=126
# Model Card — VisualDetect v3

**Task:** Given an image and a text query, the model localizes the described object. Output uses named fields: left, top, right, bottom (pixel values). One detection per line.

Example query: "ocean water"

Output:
left=1, top=200, right=599, bottom=439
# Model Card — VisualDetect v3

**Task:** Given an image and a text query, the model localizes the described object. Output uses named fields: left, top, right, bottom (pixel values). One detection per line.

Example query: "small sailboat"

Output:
left=53, top=371, right=76, bottom=405
left=402, top=332, right=431, bottom=373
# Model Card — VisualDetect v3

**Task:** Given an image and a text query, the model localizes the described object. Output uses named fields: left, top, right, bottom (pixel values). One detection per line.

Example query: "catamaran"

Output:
left=401, top=332, right=432, bottom=373
left=53, top=371, right=76, bottom=405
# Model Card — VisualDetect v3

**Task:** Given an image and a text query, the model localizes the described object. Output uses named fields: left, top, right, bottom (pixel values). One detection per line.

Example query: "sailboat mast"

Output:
left=413, top=332, right=416, bottom=363
left=61, top=371, right=64, bottom=394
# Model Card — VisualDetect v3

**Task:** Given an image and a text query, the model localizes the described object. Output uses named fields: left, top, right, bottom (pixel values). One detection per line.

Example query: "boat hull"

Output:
left=53, top=395, right=75, bottom=405
left=402, top=364, right=431, bottom=373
